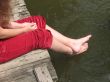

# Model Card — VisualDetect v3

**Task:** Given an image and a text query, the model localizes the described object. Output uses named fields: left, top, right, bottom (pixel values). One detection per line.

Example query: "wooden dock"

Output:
left=0, top=0, right=58, bottom=82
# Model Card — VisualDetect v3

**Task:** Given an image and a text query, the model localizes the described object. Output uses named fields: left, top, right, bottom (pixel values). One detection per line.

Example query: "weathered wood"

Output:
left=10, top=0, right=30, bottom=20
left=34, top=65, right=53, bottom=82
left=0, top=59, right=57, bottom=82
left=0, top=50, right=49, bottom=72
left=0, top=68, right=37, bottom=82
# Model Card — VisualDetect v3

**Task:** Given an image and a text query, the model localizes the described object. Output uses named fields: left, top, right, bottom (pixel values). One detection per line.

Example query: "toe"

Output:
left=80, top=35, right=92, bottom=44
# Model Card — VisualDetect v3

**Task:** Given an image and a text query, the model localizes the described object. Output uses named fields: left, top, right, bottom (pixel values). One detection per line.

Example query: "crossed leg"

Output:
left=46, top=25, right=92, bottom=55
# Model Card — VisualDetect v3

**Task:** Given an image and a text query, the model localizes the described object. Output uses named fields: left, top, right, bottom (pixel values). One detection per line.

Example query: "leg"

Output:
left=46, top=25, right=92, bottom=54
left=50, top=37, right=89, bottom=55
left=51, top=37, right=73, bottom=55
left=46, top=25, right=72, bottom=44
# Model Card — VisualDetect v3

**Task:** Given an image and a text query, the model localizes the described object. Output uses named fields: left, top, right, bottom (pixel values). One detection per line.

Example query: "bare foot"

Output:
left=69, top=35, right=92, bottom=55
left=76, top=43, right=88, bottom=54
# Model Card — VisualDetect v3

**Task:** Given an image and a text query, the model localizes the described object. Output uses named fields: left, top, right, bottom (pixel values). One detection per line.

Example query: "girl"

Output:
left=0, top=0, right=92, bottom=63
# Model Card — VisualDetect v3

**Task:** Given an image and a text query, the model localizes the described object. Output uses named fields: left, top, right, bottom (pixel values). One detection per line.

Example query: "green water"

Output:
left=25, top=0, right=110, bottom=82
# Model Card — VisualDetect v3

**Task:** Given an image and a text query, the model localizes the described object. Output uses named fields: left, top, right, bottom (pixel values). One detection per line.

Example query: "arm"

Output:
left=8, top=22, right=37, bottom=29
left=0, top=27, right=27, bottom=39
left=0, top=25, right=36, bottom=39
left=9, top=22, right=24, bottom=28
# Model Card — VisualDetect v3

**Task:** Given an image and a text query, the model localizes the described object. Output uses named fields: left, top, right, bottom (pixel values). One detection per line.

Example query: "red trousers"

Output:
left=0, top=16, right=53, bottom=63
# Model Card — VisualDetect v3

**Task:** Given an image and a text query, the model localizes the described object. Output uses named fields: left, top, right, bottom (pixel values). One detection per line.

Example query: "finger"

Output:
left=31, top=22, right=36, bottom=25
left=31, top=25, right=37, bottom=29
left=30, top=24, right=36, bottom=27
left=34, top=25, right=37, bottom=29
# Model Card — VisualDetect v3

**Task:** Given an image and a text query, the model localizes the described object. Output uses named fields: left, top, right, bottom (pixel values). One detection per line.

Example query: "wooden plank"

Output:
left=0, top=50, right=50, bottom=72
left=11, top=0, right=30, bottom=20
left=0, top=66, right=37, bottom=82
left=34, top=65, right=53, bottom=82
left=0, top=60, right=49, bottom=79
left=0, top=60, right=57, bottom=82
left=47, top=62, right=58, bottom=81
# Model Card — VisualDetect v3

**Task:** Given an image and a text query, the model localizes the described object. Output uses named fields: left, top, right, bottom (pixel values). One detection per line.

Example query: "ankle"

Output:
left=66, top=47, right=73, bottom=55
left=66, top=50, right=73, bottom=55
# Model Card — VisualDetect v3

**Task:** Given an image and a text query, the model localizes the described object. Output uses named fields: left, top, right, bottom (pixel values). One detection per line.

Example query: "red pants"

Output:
left=0, top=16, right=53, bottom=63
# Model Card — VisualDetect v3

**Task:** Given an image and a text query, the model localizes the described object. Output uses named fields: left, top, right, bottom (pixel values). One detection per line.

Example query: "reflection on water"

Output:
left=25, top=0, right=110, bottom=82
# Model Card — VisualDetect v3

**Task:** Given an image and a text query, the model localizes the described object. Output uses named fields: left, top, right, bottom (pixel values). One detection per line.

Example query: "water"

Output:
left=25, top=0, right=110, bottom=82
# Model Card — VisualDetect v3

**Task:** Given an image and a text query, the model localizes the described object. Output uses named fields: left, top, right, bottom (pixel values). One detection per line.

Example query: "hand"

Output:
left=21, top=22, right=37, bottom=29
left=8, top=22, right=37, bottom=29
left=22, top=22, right=37, bottom=32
